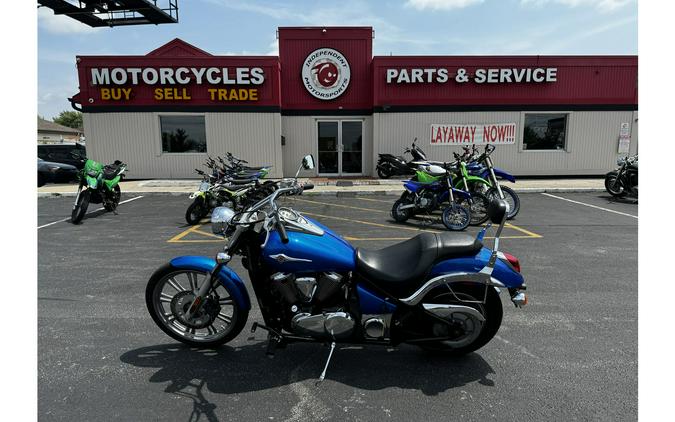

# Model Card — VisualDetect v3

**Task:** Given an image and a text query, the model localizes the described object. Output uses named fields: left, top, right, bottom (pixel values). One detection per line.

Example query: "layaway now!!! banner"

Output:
left=430, top=123, right=517, bottom=146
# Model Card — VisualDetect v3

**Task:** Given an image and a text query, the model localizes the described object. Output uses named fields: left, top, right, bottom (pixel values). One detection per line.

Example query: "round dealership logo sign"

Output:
left=302, top=48, right=351, bottom=100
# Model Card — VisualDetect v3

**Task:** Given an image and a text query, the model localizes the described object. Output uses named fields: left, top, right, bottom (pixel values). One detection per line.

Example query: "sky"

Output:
left=37, top=0, right=637, bottom=119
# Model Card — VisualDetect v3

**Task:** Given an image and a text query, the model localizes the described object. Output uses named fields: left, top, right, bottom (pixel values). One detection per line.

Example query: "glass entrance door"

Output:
left=317, top=120, right=363, bottom=176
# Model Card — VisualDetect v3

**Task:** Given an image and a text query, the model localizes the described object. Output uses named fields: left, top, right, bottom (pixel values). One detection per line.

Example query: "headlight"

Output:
left=617, top=158, right=625, bottom=166
left=87, top=170, right=98, bottom=177
left=211, top=207, right=235, bottom=234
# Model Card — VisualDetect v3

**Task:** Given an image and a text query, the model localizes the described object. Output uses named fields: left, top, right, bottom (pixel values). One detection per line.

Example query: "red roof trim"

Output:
left=146, top=38, right=213, bottom=57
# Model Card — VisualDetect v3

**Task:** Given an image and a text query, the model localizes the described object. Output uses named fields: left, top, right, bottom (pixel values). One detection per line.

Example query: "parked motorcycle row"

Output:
left=384, top=142, right=521, bottom=231
left=185, top=153, right=276, bottom=225
left=145, top=154, right=528, bottom=382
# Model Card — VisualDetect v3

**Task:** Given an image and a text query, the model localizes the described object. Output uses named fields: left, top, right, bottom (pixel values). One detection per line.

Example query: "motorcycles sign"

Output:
left=302, top=48, right=351, bottom=100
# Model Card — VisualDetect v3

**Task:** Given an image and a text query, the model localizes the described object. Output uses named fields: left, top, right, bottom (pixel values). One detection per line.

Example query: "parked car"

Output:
left=37, top=143, right=87, bottom=170
left=38, top=158, right=78, bottom=187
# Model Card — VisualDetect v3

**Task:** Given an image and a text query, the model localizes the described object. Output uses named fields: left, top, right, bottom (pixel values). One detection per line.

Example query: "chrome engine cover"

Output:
left=291, top=311, right=354, bottom=340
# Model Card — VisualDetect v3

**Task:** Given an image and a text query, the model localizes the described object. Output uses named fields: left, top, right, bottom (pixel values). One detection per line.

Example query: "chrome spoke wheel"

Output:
left=152, top=270, right=238, bottom=343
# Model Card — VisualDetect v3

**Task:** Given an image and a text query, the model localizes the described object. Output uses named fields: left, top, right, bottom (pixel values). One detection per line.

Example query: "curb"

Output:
left=38, top=187, right=606, bottom=198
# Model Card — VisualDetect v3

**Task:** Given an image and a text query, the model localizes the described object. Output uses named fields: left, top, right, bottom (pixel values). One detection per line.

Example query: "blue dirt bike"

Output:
left=146, top=155, right=527, bottom=381
left=392, top=163, right=490, bottom=230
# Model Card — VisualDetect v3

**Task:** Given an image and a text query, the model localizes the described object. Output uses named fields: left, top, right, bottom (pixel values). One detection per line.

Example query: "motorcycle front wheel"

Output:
left=185, top=197, right=207, bottom=225
left=459, top=192, right=490, bottom=226
left=441, top=203, right=471, bottom=231
left=416, top=285, right=503, bottom=356
left=146, top=265, right=248, bottom=348
left=605, top=173, right=627, bottom=197
left=104, top=185, right=121, bottom=212
left=71, top=189, right=90, bottom=224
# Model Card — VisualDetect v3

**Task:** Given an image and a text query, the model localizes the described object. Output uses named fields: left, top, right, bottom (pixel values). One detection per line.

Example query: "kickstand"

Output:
left=316, top=341, right=336, bottom=385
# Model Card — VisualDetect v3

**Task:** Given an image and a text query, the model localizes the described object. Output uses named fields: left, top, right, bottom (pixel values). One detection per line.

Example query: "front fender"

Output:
left=169, top=256, right=251, bottom=311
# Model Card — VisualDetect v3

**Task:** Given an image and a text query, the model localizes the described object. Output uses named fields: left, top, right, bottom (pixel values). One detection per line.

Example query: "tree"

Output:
left=53, top=111, right=83, bottom=130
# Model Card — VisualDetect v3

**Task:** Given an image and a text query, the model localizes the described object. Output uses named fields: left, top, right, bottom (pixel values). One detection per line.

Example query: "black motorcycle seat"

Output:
left=102, top=165, right=120, bottom=180
left=355, top=232, right=482, bottom=297
left=226, top=178, right=255, bottom=185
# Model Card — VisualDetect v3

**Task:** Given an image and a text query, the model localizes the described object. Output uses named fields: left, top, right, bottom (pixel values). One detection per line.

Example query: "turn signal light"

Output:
left=502, top=252, right=521, bottom=273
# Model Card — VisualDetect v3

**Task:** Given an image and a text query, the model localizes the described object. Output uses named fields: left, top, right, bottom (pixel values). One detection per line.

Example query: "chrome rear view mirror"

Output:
left=302, top=154, right=315, bottom=170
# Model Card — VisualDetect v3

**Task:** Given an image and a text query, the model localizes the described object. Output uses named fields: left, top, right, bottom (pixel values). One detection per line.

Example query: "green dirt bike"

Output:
left=71, top=159, right=127, bottom=224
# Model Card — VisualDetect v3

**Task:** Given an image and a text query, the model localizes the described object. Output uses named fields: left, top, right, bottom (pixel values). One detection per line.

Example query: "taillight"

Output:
left=502, top=252, right=521, bottom=273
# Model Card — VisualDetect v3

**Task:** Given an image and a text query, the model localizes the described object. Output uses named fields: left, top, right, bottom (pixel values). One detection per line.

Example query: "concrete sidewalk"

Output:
left=37, top=177, right=606, bottom=197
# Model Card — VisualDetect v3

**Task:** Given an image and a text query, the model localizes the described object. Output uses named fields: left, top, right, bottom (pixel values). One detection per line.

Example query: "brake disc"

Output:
left=170, top=291, right=221, bottom=329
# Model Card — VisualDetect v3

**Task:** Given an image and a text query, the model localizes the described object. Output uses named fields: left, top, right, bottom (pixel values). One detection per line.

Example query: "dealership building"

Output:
left=70, top=27, right=638, bottom=179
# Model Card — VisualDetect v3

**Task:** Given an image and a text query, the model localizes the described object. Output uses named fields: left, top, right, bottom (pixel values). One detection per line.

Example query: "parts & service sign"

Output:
left=302, top=48, right=351, bottom=100
left=430, top=123, right=517, bottom=145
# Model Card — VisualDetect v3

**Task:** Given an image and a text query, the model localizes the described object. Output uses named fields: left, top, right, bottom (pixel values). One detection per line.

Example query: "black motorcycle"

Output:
left=376, top=139, right=429, bottom=178
left=605, top=154, right=638, bottom=197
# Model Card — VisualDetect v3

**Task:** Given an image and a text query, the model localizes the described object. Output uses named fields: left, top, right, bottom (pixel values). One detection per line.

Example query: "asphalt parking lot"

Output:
left=38, top=192, right=638, bottom=421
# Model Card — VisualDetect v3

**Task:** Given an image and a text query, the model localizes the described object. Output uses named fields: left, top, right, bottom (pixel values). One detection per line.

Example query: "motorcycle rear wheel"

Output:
left=377, top=165, right=391, bottom=179
left=417, top=285, right=503, bottom=356
left=104, top=185, right=121, bottom=212
left=459, top=192, right=490, bottom=226
left=146, top=265, right=248, bottom=348
left=71, top=189, right=90, bottom=224
left=391, top=197, right=413, bottom=222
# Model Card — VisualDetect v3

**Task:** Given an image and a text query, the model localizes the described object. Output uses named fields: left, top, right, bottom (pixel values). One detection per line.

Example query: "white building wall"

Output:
left=83, top=112, right=283, bottom=179
left=281, top=115, right=373, bottom=177
left=373, top=110, right=638, bottom=176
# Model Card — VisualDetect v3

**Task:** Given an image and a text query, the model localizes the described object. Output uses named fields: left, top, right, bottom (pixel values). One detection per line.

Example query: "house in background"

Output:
left=38, top=117, right=83, bottom=144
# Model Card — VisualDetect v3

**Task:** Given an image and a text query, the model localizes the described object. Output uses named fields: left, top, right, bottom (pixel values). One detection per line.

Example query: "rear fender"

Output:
left=169, top=256, right=251, bottom=311
left=403, top=181, right=421, bottom=193
left=429, top=247, right=525, bottom=289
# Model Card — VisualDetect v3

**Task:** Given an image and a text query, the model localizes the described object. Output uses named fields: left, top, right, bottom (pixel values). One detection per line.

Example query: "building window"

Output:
left=523, top=113, right=568, bottom=150
left=160, top=115, right=207, bottom=153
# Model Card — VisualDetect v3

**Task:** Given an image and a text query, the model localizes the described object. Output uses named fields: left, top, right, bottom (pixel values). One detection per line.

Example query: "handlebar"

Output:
left=276, top=218, right=289, bottom=243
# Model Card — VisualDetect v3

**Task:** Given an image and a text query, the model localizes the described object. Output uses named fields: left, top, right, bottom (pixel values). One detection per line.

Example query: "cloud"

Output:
left=536, top=15, right=637, bottom=52
left=520, top=0, right=635, bottom=13
left=38, top=7, right=101, bottom=34
left=404, top=0, right=484, bottom=10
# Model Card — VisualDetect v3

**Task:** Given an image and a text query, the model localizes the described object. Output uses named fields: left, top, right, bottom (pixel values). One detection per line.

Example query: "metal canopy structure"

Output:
left=38, top=1, right=178, bottom=27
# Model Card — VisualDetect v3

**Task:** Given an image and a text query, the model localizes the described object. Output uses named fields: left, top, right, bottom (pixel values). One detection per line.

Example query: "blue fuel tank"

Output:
left=261, top=217, right=356, bottom=273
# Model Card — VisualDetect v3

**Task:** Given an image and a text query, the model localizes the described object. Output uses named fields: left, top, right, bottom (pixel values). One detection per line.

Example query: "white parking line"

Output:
left=541, top=193, right=638, bottom=219
left=38, top=195, right=144, bottom=229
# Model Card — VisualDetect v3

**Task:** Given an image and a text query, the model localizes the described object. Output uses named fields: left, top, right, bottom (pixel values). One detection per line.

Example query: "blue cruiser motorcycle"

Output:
left=146, top=155, right=528, bottom=381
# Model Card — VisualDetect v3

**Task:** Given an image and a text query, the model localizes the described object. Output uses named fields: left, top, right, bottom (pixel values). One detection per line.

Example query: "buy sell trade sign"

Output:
left=430, top=123, right=517, bottom=146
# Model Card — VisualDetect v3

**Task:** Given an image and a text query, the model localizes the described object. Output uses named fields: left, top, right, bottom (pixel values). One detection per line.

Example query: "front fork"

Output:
left=72, top=184, right=83, bottom=209
left=485, top=157, right=505, bottom=200
left=185, top=226, right=243, bottom=318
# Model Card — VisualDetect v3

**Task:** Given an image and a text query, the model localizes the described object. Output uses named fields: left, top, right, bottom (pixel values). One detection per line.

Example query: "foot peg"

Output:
left=251, top=322, right=284, bottom=357
left=317, top=341, right=336, bottom=384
